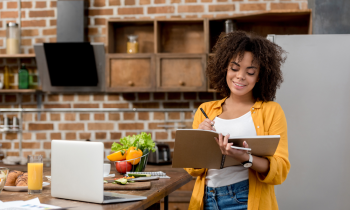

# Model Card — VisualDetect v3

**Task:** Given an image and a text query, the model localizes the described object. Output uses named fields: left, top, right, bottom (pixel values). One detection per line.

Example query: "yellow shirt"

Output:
left=185, top=98, right=290, bottom=210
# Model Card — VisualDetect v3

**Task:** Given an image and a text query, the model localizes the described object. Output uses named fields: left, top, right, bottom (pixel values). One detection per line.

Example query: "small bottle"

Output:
left=18, top=63, right=29, bottom=89
left=127, top=35, right=139, bottom=54
left=4, top=66, right=10, bottom=89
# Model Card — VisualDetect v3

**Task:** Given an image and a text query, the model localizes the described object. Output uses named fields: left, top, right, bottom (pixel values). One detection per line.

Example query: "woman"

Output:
left=185, top=31, right=290, bottom=210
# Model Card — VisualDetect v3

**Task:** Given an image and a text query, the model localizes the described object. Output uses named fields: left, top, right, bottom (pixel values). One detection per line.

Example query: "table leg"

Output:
left=146, top=201, right=160, bottom=210
left=164, top=195, right=169, bottom=210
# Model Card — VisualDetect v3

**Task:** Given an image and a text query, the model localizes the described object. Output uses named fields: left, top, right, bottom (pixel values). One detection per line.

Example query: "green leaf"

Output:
left=110, top=132, right=156, bottom=153
left=111, top=142, right=124, bottom=152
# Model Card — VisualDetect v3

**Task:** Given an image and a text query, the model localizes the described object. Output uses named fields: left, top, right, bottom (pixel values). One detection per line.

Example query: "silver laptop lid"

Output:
left=51, top=140, right=104, bottom=203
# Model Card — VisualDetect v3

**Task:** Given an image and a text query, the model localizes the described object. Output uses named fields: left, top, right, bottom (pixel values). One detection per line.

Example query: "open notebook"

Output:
left=126, top=171, right=170, bottom=178
left=172, top=129, right=280, bottom=169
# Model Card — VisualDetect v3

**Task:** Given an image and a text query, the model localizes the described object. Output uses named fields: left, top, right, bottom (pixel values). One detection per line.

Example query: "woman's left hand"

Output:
left=215, top=133, right=249, bottom=163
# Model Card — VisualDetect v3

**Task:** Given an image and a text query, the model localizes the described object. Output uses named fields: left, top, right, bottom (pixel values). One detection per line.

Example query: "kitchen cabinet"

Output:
left=106, top=10, right=312, bottom=93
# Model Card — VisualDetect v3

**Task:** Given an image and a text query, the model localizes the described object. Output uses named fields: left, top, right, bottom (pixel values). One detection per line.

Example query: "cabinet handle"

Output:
left=179, top=81, right=185, bottom=86
left=128, top=81, right=134, bottom=86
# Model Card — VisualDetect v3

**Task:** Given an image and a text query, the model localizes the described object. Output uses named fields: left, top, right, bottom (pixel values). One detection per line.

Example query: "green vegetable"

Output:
left=135, top=148, right=149, bottom=172
left=127, top=173, right=151, bottom=177
left=103, top=180, right=108, bottom=184
left=111, top=132, right=156, bottom=153
left=114, top=178, right=128, bottom=185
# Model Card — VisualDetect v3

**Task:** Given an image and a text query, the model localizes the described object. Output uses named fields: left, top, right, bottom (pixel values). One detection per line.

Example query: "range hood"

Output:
left=34, top=0, right=105, bottom=93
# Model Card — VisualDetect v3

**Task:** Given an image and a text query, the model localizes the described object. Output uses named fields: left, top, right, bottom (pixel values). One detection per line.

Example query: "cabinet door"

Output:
left=156, top=54, right=207, bottom=92
left=106, top=54, right=155, bottom=92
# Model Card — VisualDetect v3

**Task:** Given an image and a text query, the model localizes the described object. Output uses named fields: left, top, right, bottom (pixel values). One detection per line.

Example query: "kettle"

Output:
left=148, top=143, right=172, bottom=165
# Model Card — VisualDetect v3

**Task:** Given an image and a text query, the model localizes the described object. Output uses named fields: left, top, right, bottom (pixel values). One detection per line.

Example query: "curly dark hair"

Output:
left=207, top=31, right=287, bottom=101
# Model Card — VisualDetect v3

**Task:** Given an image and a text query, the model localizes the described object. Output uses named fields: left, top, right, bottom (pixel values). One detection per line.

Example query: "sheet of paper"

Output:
left=0, top=197, right=61, bottom=210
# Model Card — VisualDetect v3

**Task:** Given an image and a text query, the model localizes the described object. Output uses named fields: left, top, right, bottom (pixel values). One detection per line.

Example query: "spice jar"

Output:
left=6, top=22, right=20, bottom=54
left=127, top=35, right=138, bottom=54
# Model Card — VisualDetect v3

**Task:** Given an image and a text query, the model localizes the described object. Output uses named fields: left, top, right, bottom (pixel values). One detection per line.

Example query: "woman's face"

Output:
left=226, top=51, right=260, bottom=98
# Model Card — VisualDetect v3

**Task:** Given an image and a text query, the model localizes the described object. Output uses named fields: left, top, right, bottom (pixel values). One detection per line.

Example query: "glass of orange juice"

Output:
left=28, top=155, right=43, bottom=194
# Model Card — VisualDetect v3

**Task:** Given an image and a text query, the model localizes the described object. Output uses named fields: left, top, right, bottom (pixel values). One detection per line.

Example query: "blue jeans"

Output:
left=204, top=180, right=249, bottom=210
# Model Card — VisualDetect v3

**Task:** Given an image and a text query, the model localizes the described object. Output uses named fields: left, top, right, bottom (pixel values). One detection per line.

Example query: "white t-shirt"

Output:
left=205, top=111, right=257, bottom=188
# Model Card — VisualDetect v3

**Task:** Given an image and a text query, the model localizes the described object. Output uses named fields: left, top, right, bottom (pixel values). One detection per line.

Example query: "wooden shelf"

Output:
left=107, top=20, right=155, bottom=54
left=155, top=19, right=207, bottom=54
left=0, top=54, right=35, bottom=58
left=0, top=89, right=40, bottom=93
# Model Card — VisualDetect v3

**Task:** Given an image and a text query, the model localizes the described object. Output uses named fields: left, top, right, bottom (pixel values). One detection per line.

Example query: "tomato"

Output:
left=115, top=161, right=132, bottom=174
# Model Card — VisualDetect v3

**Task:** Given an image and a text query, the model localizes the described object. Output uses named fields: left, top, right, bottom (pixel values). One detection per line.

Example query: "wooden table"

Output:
left=0, top=166, right=192, bottom=210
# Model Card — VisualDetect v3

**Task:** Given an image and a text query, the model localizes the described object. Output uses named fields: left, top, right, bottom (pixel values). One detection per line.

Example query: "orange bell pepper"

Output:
left=126, top=147, right=143, bottom=165
left=107, top=149, right=127, bottom=161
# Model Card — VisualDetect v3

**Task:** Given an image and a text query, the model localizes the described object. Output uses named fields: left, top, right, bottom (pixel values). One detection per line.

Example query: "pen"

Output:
left=200, top=108, right=215, bottom=128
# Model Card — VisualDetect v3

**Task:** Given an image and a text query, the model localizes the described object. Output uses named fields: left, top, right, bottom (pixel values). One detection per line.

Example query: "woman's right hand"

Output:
left=198, top=118, right=216, bottom=131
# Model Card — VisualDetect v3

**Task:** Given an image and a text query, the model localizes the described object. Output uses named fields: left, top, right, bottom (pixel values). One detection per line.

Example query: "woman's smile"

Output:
left=232, top=81, right=246, bottom=90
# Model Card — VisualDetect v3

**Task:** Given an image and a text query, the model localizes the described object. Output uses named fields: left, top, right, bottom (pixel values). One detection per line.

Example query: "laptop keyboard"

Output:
left=104, top=195, right=125, bottom=200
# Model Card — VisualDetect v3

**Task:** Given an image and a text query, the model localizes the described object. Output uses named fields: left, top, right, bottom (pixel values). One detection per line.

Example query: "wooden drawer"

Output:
left=106, top=54, right=156, bottom=92
left=156, top=54, right=207, bottom=92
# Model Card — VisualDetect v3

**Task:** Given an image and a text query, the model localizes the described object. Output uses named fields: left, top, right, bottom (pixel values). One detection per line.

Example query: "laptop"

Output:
left=51, top=140, right=147, bottom=203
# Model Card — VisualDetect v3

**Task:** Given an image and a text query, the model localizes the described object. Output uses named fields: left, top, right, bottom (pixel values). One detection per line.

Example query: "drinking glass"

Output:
left=103, top=163, right=111, bottom=177
left=0, top=167, right=9, bottom=193
left=28, top=155, right=43, bottom=194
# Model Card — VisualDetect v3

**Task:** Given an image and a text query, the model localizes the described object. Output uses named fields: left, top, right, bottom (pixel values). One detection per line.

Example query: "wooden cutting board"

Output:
left=104, top=182, right=151, bottom=190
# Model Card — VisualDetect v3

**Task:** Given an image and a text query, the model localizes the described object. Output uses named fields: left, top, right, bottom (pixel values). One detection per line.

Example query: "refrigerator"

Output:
left=270, top=35, right=350, bottom=209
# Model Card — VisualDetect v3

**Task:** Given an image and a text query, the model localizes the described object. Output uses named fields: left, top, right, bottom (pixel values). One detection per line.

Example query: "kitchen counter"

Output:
left=0, top=163, right=195, bottom=210
left=0, top=164, right=193, bottom=210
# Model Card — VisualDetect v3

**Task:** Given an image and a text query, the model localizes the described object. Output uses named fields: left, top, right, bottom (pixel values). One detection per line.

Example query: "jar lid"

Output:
left=127, top=35, right=138, bottom=42
left=7, top=22, right=18, bottom=27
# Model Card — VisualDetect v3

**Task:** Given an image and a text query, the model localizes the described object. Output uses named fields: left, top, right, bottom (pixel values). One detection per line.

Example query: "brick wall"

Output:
left=0, top=91, right=219, bottom=159
left=0, top=0, right=308, bottom=159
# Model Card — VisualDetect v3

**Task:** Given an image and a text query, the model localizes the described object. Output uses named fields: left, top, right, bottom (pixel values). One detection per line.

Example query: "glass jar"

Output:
left=225, top=20, right=237, bottom=34
left=0, top=167, right=9, bottom=193
left=6, top=22, right=20, bottom=54
left=127, top=35, right=139, bottom=54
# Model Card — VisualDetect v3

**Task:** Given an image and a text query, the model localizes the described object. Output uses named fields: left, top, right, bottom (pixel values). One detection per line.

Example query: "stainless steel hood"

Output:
left=34, top=0, right=105, bottom=93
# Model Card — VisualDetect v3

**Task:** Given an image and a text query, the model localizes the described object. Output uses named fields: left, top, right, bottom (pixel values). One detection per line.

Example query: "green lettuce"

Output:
left=111, top=132, right=156, bottom=153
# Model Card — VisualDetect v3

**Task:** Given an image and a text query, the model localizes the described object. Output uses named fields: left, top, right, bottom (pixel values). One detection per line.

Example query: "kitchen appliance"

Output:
left=34, top=0, right=105, bottom=93
left=148, top=143, right=172, bottom=165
